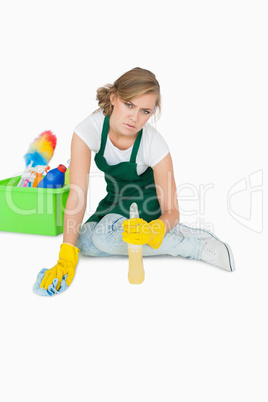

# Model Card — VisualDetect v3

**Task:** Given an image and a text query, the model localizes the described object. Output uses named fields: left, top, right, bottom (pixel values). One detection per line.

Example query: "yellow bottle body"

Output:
left=64, top=168, right=70, bottom=185
left=128, top=246, right=145, bottom=284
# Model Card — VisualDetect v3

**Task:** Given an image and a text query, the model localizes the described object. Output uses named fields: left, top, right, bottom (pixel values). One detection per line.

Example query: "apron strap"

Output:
left=99, top=115, right=110, bottom=156
left=99, top=114, right=143, bottom=163
left=130, top=129, right=143, bottom=163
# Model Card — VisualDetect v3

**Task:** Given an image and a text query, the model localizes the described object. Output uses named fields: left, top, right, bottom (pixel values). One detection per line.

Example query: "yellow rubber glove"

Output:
left=40, top=243, right=80, bottom=291
left=121, top=218, right=166, bottom=249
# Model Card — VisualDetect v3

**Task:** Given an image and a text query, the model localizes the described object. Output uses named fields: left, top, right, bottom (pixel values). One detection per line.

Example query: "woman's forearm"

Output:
left=158, top=210, right=180, bottom=233
left=63, top=190, right=87, bottom=246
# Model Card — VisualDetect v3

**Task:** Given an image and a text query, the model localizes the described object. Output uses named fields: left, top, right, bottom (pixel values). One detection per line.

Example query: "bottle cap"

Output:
left=58, top=164, right=67, bottom=173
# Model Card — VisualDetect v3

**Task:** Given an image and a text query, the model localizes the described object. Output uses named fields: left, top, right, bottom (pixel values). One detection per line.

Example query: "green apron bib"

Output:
left=86, top=114, right=162, bottom=224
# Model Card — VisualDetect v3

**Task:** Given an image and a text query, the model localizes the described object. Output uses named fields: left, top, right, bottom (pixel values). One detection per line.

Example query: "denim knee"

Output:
left=91, top=213, right=127, bottom=253
left=76, top=221, right=111, bottom=257
left=99, top=213, right=127, bottom=229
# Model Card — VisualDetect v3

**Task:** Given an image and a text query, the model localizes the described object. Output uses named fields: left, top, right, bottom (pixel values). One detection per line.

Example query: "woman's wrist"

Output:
left=62, top=242, right=80, bottom=250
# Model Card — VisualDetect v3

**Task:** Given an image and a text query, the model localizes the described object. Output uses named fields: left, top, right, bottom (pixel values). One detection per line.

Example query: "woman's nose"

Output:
left=130, top=109, right=139, bottom=122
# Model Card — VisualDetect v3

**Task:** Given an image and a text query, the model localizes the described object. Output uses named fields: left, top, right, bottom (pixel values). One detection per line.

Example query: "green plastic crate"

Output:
left=0, top=175, right=70, bottom=236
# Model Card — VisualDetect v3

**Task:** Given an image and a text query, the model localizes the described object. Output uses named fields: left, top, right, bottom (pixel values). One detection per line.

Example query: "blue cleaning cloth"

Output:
left=33, top=268, right=68, bottom=296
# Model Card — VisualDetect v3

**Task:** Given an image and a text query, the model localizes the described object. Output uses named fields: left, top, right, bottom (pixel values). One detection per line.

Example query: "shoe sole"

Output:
left=179, top=223, right=235, bottom=272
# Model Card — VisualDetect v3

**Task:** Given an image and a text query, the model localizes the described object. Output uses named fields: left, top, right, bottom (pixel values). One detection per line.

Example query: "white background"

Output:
left=0, top=1, right=267, bottom=401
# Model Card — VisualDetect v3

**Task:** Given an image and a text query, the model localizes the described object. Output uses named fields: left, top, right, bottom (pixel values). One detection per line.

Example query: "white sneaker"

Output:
left=200, top=236, right=235, bottom=271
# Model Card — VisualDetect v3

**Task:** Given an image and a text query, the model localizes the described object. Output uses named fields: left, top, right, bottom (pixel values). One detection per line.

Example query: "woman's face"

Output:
left=110, top=92, right=157, bottom=138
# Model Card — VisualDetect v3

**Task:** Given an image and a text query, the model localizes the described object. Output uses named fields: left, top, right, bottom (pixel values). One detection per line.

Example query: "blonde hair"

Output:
left=92, top=67, right=161, bottom=123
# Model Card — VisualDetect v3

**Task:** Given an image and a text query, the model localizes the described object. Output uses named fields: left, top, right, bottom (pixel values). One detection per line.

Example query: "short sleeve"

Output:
left=73, top=113, right=102, bottom=153
left=144, top=127, right=170, bottom=167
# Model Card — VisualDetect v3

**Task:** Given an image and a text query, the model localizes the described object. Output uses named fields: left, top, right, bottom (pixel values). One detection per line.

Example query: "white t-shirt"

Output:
left=73, top=110, right=170, bottom=176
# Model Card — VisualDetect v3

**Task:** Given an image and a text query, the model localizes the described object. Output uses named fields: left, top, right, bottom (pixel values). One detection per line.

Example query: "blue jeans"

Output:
left=76, top=213, right=207, bottom=260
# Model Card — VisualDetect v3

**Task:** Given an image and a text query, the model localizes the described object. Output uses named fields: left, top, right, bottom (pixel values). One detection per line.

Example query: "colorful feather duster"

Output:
left=24, top=130, right=57, bottom=167
left=17, top=130, right=57, bottom=187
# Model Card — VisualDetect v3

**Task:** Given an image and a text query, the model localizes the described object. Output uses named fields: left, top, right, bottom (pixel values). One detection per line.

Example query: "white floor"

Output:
left=0, top=222, right=266, bottom=402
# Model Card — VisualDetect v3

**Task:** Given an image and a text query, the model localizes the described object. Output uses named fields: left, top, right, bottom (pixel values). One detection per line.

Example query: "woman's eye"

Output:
left=125, top=103, right=150, bottom=114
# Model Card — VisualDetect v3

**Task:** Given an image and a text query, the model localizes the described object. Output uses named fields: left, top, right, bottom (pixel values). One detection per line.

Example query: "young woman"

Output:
left=39, top=67, right=235, bottom=292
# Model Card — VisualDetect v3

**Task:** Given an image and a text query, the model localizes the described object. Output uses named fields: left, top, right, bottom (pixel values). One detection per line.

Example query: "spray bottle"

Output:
left=17, top=161, right=34, bottom=187
left=21, top=165, right=49, bottom=188
left=31, top=165, right=49, bottom=187
left=128, top=202, right=145, bottom=284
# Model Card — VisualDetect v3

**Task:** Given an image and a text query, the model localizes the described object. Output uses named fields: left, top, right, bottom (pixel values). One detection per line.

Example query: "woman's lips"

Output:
left=124, top=123, right=135, bottom=129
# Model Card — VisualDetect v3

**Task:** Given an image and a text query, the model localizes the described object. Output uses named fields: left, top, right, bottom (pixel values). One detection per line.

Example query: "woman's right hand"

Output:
left=40, top=243, right=80, bottom=291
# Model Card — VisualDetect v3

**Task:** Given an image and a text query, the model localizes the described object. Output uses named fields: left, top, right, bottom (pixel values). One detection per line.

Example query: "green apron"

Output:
left=86, top=114, right=162, bottom=224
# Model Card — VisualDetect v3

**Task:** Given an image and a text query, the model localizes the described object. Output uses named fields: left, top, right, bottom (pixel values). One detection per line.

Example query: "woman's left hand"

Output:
left=121, top=218, right=166, bottom=249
